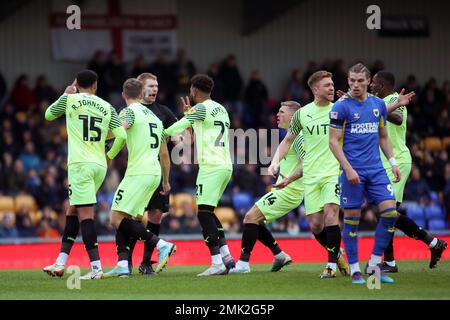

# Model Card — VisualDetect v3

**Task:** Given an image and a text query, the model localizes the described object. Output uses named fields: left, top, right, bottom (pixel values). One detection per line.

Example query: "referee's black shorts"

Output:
left=145, top=182, right=170, bottom=212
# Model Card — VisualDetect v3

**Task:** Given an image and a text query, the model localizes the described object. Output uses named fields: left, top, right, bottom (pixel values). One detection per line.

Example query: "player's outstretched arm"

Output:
left=329, top=127, right=360, bottom=184
left=379, top=126, right=401, bottom=182
left=159, top=141, right=171, bottom=195
left=268, top=131, right=296, bottom=178
left=386, top=88, right=415, bottom=113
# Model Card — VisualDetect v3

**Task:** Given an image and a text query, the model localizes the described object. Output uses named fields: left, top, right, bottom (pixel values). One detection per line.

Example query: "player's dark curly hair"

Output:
left=191, top=74, right=214, bottom=94
left=76, top=70, right=98, bottom=89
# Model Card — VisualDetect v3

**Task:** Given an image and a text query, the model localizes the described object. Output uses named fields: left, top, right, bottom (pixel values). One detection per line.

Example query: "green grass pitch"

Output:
left=1, top=260, right=449, bottom=300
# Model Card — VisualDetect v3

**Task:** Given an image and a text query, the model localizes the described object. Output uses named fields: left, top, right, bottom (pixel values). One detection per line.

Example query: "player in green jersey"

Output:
left=103, top=79, right=176, bottom=278
left=230, top=101, right=304, bottom=273
left=268, top=71, right=349, bottom=279
left=370, top=71, right=447, bottom=271
left=43, top=70, right=127, bottom=280
left=165, top=74, right=234, bottom=276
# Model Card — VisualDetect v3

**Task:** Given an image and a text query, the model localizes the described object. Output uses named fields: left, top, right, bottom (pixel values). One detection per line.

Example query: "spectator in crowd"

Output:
left=284, top=68, right=305, bottom=104
left=35, top=170, right=64, bottom=212
left=10, top=74, right=37, bottom=110
left=18, top=141, right=41, bottom=173
left=2, top=131, right=20, bottom=158
left=171, top=48, right=197, bottom=96
left=207, top=63, right=224, bottom=103
left=16, top=209, right=37, bottom=238
left=0, top=70, right=7, bottom=104
left=131, top=54, right=149, bottom=78
left=95, top=200, right=114, bottom=235
left=34, top=75, right=57, bottom=105
left=404, top=165, right=431, bottom=204
left=161, top=205, right=184, bottom=234
left=302, top=61, right=319, bottom=91
left=6, top=159, right=27, bottom=195
left=244, top=70, right=269, bottom=128
left=232, top=164, right=266, bottom=198
left=180, top=201, right=201, bottom=234
left=149, top=52, right=176, bottom=107
left=87, top=50, right=109, bottom=98
left=0, top=213, right=19, bottom=238
left=105, top=51, right=127, bottom=108
left=218, top=54, right=243, bottom=103
left=444, top=163, right=450, bottom=220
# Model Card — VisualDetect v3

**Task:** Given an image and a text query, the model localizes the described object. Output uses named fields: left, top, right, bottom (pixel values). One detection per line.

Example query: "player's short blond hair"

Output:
left=348, top=63, right=371, bottom=79
left=307, top=71, right=333, bottom=90
left=123, top=78, right=143, bottom=99
left=281, top=100, right=301, bottom=112
left=137, top=73, right=157, bottom=83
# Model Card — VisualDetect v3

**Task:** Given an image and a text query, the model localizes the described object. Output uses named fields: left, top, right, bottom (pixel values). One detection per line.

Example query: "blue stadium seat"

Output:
left=232, top=192, right=254, bottom=216
left=298, top=217, right=310, bottom=231
left=406, top=204, right=424, bottom=219
left=429, top=192, right=439, bottom=205
left=423, top=205, right=444, bottom=220
left=428, top=219, right=447, bottom=231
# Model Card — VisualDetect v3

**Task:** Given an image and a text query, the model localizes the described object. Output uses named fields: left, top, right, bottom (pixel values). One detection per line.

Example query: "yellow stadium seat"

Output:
left=421, top=137, right=442, bottom=151
left=0, top=196, right=15, bottom=213
left=14, top=194, right=38, bottom=212
left=215, top=207, right=237, bottom=224
left=172, top=193, right=196, bottom=216
left=442, top=137, right=450, bottom=150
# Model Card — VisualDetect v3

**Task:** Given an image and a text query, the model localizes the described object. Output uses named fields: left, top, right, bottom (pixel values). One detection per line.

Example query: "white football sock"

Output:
left=350, top=263, right=361, bottom=275
left=56, top=253, right=68, bottom=266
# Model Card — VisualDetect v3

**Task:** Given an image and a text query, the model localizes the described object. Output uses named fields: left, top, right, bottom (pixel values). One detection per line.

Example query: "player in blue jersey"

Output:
left=329, top=63, right=415, bottom=284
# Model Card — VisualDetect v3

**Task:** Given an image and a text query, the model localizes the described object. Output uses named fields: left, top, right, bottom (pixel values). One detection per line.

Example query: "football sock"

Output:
left=326, top=262, right=337, bottom=271
left=383, top=238, right=395, bottom=262
left=395, top=214, right=433, bottom=245
left=372, top=211, right=397, bottom=257
left=429, top=238, right=438, bottom=248
left=240, top=223, right=259, bottom=262
left=118, top=218, right=159, bottom=247
left=350, top=263, right=361, bottom=275
left=212, top=213, right=227, bottom=248
left=60, top=215, right=79, bottom=256
left=142, top=222, right=160, bottom=263
left=368, top=254, right=382, bottom=267
left=197, top=210, right=220, bottom=256
left=80, top=219, right=100, bottom=263
left=116, top=230, right=129, bottom=262
left=343, top=217, right=360, bottom=264
left=56, top=253, right=68, bottom=266
left=325, top=225, right=341, bottom=263
left=258, top=224, right=282, bottom=255
left=212, top=254, right=222, bottom=265
left=127, top=237, right=137, bottom=265
left=313, top=229, right=328, bottom=249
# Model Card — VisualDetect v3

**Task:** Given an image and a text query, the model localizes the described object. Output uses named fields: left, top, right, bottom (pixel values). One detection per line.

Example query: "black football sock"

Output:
left=240, top=223, right=259, bottom=262
left=313, top=229, right=328, bottom=249
left=257, top=224, right=282, bottom=255
left=325, top=225, right=341, bottom=263
left=116, top=230, right=129, bottom=262
left=80, top=219, right=100, bottom=262
left=395, top=214, right=433, bottom=245
left=197, top=210, right=220, bottom=256
left=142, top=222, right=160, bottom=263
left=118, top=218, right=160, bottom=247
left=212, top=213, right=227, bottom=248
left=60, top=215, right=79, bottom=254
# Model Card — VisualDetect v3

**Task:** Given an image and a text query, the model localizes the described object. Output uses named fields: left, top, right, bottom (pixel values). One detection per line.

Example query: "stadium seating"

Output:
left=0, top=196, right=15, bottom=214
left=421, top=137, right=442, bottom=151
left=428, top=219, right=447, bottom=231
left=172, top=193, right=196, bottom=217
left=423, top=205, right=444, bottom=220
left=429, top=192, right=440, bottom=205
left=232, top=192, right=254, bottom=216
left=405, top=204, right=425, bottom=220
left=215, top=207, right=238, bottom=231
left=14, top=194, right=37, bottom=212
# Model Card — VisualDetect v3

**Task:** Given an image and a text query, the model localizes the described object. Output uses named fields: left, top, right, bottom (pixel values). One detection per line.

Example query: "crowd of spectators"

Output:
left=0, top=51, right=449, bottom=239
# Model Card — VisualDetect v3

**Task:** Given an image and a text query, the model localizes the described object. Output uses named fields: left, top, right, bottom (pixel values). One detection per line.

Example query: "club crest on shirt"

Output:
left=373, top=109, right=380, bottom=117
left=353, top=113, right=360, bottom=120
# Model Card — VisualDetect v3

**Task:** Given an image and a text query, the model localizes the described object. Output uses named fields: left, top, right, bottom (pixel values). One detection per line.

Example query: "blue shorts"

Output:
left=339, top=166, right=395, bottom=209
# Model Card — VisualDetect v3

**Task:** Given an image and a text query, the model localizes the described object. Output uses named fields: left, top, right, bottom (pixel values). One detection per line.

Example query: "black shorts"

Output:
left=145, top=182, right=170, bottom=212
